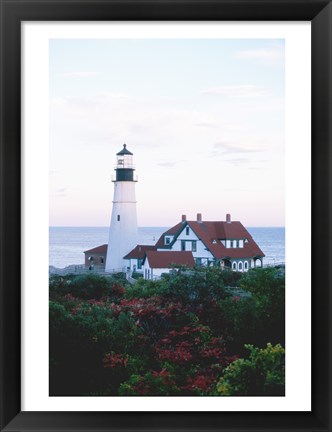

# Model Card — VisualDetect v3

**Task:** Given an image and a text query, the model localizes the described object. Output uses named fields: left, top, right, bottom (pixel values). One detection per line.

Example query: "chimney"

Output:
left=197, top=213, right=202, bottom=223
left=181, top=214, right=187, bottom=223
left=226, top=213, right=231, bottom=224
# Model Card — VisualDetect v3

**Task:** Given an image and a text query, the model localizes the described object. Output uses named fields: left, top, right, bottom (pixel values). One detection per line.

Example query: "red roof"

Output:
left=155, top=222, right=185, bottom=248
left=84, top=244, right=108, bottom=254
left=123, top=244, right=156, bottom=259
left=156, top=219, right=264, bottom=260
left=145, top=251, right=195, bottom=269
left=187, top=221, right=264, bottom=259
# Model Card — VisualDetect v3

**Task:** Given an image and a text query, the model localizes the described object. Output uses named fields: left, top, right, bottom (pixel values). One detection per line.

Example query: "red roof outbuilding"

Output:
left=144, top=251, right=195, bottom=269
left=84, top=244, right=108, bottom=254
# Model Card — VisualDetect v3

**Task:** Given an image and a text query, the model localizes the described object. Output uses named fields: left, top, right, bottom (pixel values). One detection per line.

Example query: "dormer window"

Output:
left=233, top=240, right=237, bottom=248
left=165, top=236, right=173, bottom=245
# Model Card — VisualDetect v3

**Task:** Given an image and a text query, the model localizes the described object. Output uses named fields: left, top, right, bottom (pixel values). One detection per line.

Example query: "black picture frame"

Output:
left=0, top=1, right=331, bottom=431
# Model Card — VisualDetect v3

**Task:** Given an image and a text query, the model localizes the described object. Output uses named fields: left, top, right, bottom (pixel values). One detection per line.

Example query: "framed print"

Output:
left=0, top=0, right=331, bottom=431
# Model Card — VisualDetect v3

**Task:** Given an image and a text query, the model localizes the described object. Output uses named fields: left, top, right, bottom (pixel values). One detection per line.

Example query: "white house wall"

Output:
left=142, top=259, right=169, bottom=279
left=157, top=225, right=214, bottom=261
left=126, top=259, right=140, bottom=272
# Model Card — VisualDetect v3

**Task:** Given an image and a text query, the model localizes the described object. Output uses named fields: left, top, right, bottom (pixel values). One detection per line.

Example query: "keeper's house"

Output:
left=125, top=213, right=264, bottom=279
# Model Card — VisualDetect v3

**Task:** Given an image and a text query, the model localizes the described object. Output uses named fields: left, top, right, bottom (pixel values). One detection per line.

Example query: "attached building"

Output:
left=84, top=244, right=108, bottom=269
left=142, top=250, right=195, bottom=280
left=123, top=245, right=157, bottom=272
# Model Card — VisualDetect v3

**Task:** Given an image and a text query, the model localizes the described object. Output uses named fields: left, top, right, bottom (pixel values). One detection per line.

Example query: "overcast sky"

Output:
left=49, top=38, right=284, bottom=227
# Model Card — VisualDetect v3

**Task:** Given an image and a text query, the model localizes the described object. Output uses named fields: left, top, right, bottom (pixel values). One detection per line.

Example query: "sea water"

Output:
left=49, top=226, right=285, bottom=269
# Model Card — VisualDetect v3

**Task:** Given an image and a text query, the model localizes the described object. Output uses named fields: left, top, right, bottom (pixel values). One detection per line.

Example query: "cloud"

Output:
left=202, top=85, right=271, bottom=98
left=195, top=122, right=218, bottom=129
left=58, top=71, right=100, bottom=78
left=213, top=141, right=261, bottom=155
left=157, top=161, right=177, bottom=168
left=235, top=47, right=284, bottom=66
left=225, top=157, right=251, bottom=166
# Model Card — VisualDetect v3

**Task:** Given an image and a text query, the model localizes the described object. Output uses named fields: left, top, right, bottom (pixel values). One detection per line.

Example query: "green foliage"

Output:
left=119, top=369, right=180, bottom=396
left=218, top=296, right=259, bottom=354
left=124, top=278, right=167, bottom=299
left=131, top=272, right=144, bottom=280
left=49, top=273, right=126, bottom=301
left=218, top=268, right=243, bottom=287
left=49, top=266, right=285, bottom=396
left=240, top=268, right=285, bottom=345
left=215, top=343, right=285, bottom=396
left=165, top=267, right=227, bottom=305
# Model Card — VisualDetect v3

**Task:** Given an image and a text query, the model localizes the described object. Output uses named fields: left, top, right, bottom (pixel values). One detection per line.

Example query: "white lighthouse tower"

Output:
left=105, top=144, right=138, bottom=273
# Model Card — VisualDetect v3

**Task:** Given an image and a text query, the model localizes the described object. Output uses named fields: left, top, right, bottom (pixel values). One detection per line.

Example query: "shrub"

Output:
left=215, top=343, right=285, bottom=396
left=50, top=273, right=126, bottom=301
left=240, top=268, right=285, bottom=346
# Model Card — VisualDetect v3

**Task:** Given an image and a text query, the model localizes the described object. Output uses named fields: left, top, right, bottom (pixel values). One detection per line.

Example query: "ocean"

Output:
left=49, top=226, right=285, bottom=269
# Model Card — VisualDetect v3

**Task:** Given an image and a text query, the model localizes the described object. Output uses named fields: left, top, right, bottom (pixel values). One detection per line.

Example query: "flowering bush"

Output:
left=49, top=271, right=285, bottom=396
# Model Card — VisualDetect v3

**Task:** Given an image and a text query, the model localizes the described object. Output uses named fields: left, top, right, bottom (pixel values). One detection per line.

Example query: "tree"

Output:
left=239, top=268, right=285, bottom=346
left=215, top=343, right=285, bottom=396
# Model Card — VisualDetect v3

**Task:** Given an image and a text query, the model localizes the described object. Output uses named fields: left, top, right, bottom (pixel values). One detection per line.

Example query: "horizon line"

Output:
left=49, top=225, right=286, bottom=228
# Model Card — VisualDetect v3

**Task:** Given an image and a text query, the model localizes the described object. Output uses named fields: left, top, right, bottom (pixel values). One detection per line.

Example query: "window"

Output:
left=237, top=240, right=240, bottom=248
left=165, top=237, right=170, bottom=245
left=100, top=257, right=104, bottom=264
left=238, top=262, right=243, bottom=271
left=117, top=215, right=120, bottom=221
left=192, top=241, right=197, bottom=252
left=186, top=226, right=190, bottom=235
left=196, top=258, right=202, bottom=266
left=137, top=259, right=142, bottom=269
left=244, top=261, right=248, bottom=270
left=181, top=240, right=186, bottom=251
left=233, top=240, right=237, bottom=248
left=232, top=262, right=237, bottom=270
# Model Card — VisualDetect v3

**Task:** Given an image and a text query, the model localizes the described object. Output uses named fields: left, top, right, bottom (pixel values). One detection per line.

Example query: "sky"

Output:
left=49, top=38, right=285, bottom=227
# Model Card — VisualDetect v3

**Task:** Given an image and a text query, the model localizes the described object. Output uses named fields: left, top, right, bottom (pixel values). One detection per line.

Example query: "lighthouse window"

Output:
left=117, top=215, right=120, bottom=221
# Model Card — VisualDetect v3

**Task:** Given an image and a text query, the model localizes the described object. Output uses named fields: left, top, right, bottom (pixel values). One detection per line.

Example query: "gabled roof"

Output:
left=84, top=244, right=108, bottom=254
left=144, top=251, right=195, bottom=269
left=187, top=221, right=264, bottom=259
left=155, top=222, right=185, bottom=248
left=117, top=144, right=133, bottom=155
left=156, top=219, right=265, bottom=260
left=123, top=244, right=156, bottom=259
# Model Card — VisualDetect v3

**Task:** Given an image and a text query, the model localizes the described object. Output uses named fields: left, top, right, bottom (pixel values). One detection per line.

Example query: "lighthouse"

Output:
left=105, top=144, right=138, bottom=272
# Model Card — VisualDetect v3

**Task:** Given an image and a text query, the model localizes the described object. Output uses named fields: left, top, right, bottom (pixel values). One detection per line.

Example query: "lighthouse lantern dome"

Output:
left=116, top=144, right=134, bottom=169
